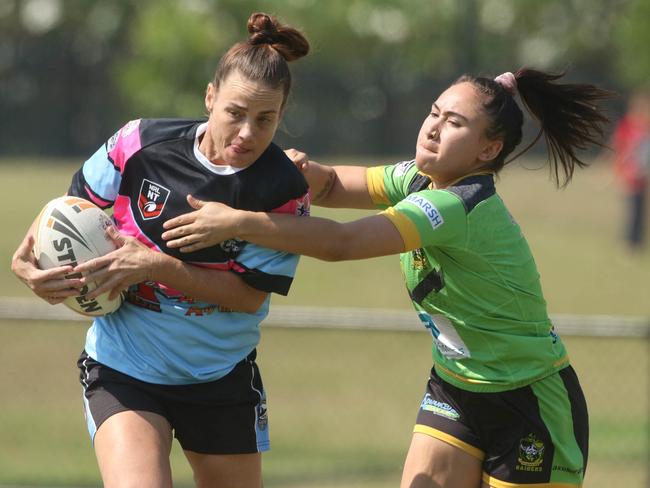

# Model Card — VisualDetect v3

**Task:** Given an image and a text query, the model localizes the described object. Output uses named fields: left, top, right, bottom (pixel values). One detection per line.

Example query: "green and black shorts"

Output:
left=414, top=365, right=588, bottom=487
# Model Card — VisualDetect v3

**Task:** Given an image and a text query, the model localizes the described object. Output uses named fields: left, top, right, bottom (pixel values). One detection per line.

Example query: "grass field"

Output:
left=0, top=159, right=648, bottom=487
left=0, top=322, right=647, bottom=487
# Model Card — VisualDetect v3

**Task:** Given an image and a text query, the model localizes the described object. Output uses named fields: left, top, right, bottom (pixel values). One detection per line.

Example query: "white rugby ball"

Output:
left=33, top=196, right=123, bottom=317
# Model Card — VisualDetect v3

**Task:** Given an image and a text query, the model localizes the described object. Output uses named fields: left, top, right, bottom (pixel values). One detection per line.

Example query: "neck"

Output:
left=198, top=131, right=226, bottom=166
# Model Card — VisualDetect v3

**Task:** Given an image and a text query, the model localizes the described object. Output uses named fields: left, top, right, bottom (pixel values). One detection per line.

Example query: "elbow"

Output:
left=321, top=246, right=348, bottom=262
left=319, top=229, right=353, bottom=262
left=239, top=291, right=268, bottom=314
left=240, top=302, right=262, bottom=314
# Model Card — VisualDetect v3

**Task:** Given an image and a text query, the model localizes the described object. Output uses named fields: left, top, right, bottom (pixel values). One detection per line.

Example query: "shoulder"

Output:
left=255, top=143, right=307, bottom=187
left=442, top=174, right=496, bottom=214
left=108, top=118, right=203, bottom=157
left=137, top=118, right=204, bottom=146
left=237, top=143, right=308, bottom=210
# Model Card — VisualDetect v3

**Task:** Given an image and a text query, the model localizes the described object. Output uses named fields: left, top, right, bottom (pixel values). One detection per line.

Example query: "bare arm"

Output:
left=284, top=149, right=375, bottom=209
left=163, top=198, right=405, bottom=261
left=74, top=226, right=267, bottom=313
left=235, top=211, right=405, bottom=261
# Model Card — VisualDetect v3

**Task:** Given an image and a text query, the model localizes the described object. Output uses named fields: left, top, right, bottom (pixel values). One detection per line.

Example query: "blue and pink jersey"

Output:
left=68, top=119, right=310, bottom=384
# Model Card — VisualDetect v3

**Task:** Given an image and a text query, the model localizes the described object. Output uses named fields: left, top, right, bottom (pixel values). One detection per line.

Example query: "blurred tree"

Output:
left=613, top=0, right=650, bottom=90
left=0, top=0, right=642, bottom=157
left=114, top=0, right=238, bottom=118
left=0, top=0, right=136, bottom=155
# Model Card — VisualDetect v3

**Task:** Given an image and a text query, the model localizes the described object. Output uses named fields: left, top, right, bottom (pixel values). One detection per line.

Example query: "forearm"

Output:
left=235, top=211, right=404, bottom=262
left=305, top=163, right=375, bottom=209
left=150, top=252, right=267, bottom=313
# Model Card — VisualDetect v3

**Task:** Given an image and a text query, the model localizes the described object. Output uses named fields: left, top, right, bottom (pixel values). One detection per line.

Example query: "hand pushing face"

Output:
left=201, top=71, right=284, bottom=169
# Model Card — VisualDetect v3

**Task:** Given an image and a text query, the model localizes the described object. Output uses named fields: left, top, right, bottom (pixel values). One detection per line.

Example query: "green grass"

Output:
left=0, top=322, right=647, bottom=487
left=0, top=158, right=648, bottom=487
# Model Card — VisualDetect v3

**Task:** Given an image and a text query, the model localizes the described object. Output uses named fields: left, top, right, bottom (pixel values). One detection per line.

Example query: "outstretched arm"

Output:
left=163, top=196, right=405, bottom=261
left=73, top=226, right=267, bottom=313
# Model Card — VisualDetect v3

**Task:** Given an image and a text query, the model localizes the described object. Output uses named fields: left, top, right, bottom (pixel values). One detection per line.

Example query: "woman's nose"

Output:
left=238, top=122, right=254, bottom=140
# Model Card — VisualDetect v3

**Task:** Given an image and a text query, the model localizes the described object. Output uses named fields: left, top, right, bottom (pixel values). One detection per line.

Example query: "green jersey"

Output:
left=367, top=161, right=569, bottom=393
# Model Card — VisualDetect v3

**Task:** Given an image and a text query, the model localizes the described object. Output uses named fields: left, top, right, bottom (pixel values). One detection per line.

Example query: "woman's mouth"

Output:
left=419, top=141, right=438, bottom=154
left=229, top=144, right=250, bottom=154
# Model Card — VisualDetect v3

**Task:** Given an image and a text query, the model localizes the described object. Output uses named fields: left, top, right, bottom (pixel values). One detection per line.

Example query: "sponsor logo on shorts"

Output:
left=516, top=433, right=545, bottom=472
left=420, top=393, right=460, bottom=420
left=394, top=160, right=414, bottom=177
left=138, top=179, right=170, bottom=220
left=404, top=194, right=444, bottom=229
left=257, top=399, right=268, bottom=431
left=220, top=238, right=245, bottom=258
left=552, top=465, right=583, bottom=475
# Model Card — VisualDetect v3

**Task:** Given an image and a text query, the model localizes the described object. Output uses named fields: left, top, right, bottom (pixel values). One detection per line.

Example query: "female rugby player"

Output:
left=161, top=69, right=611, bottom=487
left=12, top=12, right=309, bottom=488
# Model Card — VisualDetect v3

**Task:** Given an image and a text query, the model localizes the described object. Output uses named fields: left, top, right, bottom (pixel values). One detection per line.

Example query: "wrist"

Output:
left=234, top=209, right=254, bottom=239
left=146, top=250, right=167, bottom=282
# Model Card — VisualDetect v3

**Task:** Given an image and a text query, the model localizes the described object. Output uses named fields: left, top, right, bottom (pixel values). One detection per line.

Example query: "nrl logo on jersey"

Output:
left=138, top=179, right=170, bottom=220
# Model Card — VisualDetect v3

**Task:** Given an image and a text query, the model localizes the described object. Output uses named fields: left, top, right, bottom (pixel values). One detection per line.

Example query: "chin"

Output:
left=414, top=154, right=432, bottom=171
left=225, top=152, right=255, bottom=168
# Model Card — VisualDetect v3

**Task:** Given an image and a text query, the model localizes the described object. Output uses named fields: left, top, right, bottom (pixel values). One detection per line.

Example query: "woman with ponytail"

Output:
left=12, top=12, right=309, bottom=487
left=163, top=69, right=611, bottom=487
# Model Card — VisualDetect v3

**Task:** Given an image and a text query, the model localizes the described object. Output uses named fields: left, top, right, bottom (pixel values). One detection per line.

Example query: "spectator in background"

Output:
left=612, top=90, right=650, bottom=251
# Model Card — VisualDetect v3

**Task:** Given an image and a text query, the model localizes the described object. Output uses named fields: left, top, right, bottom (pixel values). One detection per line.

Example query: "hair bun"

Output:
left=248, top=13, right=279, bottom=45
left=246, top=12, right=309, bottom=62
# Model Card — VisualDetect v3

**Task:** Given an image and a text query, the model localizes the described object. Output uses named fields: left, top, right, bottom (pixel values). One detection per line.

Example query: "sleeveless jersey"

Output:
left=367, top=161, right=569, bottom=393
left=68, top=119, right=310, bottom=384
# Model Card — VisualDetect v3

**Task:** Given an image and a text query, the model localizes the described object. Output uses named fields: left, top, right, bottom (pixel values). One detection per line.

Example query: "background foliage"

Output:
left=1, top=0, right=648, bottom=157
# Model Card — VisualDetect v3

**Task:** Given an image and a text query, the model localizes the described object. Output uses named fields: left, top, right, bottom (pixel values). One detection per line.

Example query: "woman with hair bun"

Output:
left=163, top=69, right=611, bottom=487
left=12, top=12, right=309, bottom=487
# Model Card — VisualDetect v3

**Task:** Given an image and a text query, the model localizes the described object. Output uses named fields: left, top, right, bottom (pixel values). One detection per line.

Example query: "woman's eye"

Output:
left=449, top=120, right=461, bottom=127
left=430, top=112, right=439, bottom=119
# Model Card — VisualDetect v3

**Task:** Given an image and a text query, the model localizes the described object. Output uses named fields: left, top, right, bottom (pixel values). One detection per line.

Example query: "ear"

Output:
left=478, top=139, right=504, bottom=162
left=204, top=82, right=215, bottom=114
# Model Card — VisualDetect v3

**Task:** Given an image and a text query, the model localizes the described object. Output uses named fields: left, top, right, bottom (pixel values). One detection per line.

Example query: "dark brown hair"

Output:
left=213, top=12, right=309, bottom=110
left=456, top=69, right=613, bottom=187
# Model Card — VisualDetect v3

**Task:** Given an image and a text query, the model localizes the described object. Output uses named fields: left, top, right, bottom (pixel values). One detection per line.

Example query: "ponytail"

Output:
left=515, top=69, right=612, bottom=186
left=457, top=69, right=613, bottom=187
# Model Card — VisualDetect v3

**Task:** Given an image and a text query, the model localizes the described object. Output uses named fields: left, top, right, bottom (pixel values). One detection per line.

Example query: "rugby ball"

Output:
left=33, top=196, right=122, bottom=316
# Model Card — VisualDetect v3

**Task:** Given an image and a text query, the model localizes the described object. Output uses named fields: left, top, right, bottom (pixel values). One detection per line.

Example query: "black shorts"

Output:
left=414, top=366, right=588, bottom=487
left=78, top=350, right=269, bottom=454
